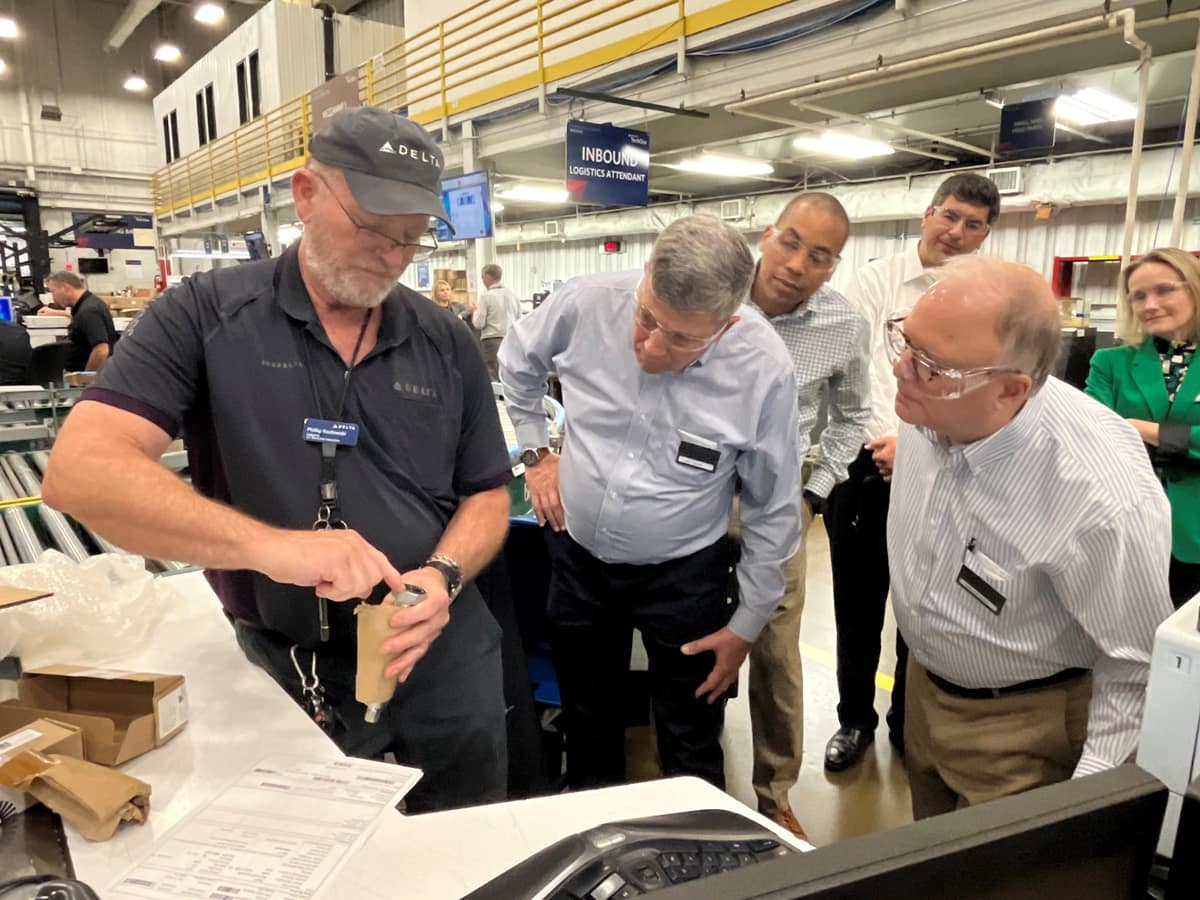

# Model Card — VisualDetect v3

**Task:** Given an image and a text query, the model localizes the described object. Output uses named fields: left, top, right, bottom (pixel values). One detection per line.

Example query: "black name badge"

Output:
left=957, top=565, right=1007, bottom=615
left=676, top=429, right=720, bottom=473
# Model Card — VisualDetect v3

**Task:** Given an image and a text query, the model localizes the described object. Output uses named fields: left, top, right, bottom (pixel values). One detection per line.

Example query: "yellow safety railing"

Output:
left=152, top=0, right=799, bottom=218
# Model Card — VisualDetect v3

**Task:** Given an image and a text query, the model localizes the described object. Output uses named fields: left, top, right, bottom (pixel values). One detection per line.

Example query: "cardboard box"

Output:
left=0, top=714, right=85, bottom=813
left=0, top=665, right=188, bottom=766
left=0, top=585, right=53, bottom=610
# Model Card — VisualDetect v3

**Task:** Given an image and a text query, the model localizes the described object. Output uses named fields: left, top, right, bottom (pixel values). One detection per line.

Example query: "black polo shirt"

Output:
left=84, top=246, right=512, bottom=648
left=66, top=291, right=117, bottom=371
left=0, top=321, right=31, bottom=384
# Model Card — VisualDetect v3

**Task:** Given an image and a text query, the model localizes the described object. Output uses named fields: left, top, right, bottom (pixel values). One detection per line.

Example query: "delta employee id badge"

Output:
left=676, top=430, right=720, bottom=473
left=957, top=539, right=1008, bottom=615
left=303, top=418, right=360, bottom=446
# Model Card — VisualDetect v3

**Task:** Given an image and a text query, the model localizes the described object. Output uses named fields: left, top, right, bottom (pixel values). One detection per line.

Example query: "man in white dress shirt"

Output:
left=887, top=255, right=1173, bottom=818
left=824, top=172, right=1001, bottom=772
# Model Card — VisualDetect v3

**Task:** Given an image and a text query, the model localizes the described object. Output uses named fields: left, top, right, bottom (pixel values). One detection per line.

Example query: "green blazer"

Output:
left=1086, top=341, right=1200, bottom=563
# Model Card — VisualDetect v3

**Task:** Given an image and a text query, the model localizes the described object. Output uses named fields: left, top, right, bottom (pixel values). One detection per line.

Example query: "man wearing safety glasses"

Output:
left=499, top=215, right=802, bottom=793
left=823, top=172, right=1001, bottom=774
left=887, top=255, right=1171, bottom=819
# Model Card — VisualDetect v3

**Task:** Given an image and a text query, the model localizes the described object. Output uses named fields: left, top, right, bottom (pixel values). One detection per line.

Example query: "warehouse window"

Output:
left=162, top=115, right=172, bottom=163
left=249, top=51, right=261, bottom=118
left=170, top=111, right=180, bottom=160
left=236, top=60, right=248, bottom=125
left=195, top=91, right=207, bottom=146
left=205, top=83, right=217, bottom=142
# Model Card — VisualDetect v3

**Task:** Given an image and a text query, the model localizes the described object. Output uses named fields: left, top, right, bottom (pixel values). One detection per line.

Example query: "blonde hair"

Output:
left=1118, top=248, right=1200, bottom=345
left=430, top=279, right=453, bottom=307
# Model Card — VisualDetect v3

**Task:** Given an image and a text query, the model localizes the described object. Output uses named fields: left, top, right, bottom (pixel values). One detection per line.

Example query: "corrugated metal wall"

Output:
left=401, top=200, right=1200, bottom=323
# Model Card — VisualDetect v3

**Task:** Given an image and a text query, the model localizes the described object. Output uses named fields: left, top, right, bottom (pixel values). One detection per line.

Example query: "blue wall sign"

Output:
left=565, top=121, right=650, bottom=207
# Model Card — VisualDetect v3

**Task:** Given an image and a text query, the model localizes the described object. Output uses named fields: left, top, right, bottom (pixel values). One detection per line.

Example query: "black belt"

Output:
left=926, top=667, right=1089, bottom=700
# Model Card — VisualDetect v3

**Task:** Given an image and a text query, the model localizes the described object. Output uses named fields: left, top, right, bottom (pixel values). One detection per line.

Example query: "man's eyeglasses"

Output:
left=930, top=205, right=990, bottom=236
left=884, top=314, right=1020, bottom=399
left=775, top=229, right=840, bottom=271
left=312, top=171, right=439, bottom=260
left=1127, top=281, right=1186, bottom=305
left=634, top=302, right=726, bottom=353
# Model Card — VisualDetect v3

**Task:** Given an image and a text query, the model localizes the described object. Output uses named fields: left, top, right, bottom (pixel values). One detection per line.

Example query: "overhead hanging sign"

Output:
left=72, top=212, right=155, bottom=250
left=565, top=121, right=650, bottom=207
left=309, top=71, right=361, bottom=136
left=998, top=98, right=1056, bottom=153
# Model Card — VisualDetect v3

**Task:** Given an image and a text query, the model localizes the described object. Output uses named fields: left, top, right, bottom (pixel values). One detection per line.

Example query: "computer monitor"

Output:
left=77, top=257, right=109, bottom=275
left=435, top=170, right=494, bottom=241
left=0, top=297, right=11, bottom=322
left=244, top=230, right=271, bottom=260
left=662, top=765, right=1167, bottom=899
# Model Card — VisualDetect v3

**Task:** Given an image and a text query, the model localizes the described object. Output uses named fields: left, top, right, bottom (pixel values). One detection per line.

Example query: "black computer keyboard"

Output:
left=463, top=808, right=796, bottom=899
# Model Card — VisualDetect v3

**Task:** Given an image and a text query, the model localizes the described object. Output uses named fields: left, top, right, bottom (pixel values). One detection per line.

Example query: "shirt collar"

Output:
left=275, top=241, right=412, bottom=351
left=901, top=244, right=936, bottom=288
left=917, top=384, right=1048, bottom=474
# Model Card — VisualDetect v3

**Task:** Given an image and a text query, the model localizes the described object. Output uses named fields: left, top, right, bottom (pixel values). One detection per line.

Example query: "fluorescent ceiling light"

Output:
left=194, top=3, right=225, bottom=25
left=124, top=74, right=148, bottom=92
left=664, top=154, right=774, bottom=177
left=983, top=93, right=1005, bottom=110
left=0, top=17, right=17, bottom=39
left=793, top=130, right=894, bottom=160
left=154, top=43, right=182, bottom=63
left=277, top=224, right=303, bottom=245
left=496, top=185, right=569, bottom=204
left=491, top=201, right=505, bottom=213
left=1054, top=88, right=1136, bottom=127
left=0, top=59, right=7, bottom=75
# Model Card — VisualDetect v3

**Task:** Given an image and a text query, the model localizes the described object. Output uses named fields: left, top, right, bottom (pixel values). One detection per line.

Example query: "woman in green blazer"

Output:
left=1086, top=247, right=1200, bottom=608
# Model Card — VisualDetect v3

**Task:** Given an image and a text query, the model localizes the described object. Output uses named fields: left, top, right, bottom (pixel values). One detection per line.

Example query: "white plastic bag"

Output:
left=0, top=550, right=171, bottom=668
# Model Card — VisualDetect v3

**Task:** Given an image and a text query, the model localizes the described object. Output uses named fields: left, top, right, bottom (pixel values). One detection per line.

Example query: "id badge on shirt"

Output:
left=676, top=429, right=720, bottom=473
left=302, top=418, right=360, bottom=446
left=957, top=539, right=1009, bottom=615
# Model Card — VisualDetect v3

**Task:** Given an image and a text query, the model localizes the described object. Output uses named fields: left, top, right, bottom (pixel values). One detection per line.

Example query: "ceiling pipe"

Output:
left=1117, top=9, right=1150, bottom=274
left=1169, top=22, right=1200, bottom=247
left=104, top=0, right=162, bottom=53
left=791, top=99, right=994, bottom=160
left=727, top=14, right=1122, bottom=111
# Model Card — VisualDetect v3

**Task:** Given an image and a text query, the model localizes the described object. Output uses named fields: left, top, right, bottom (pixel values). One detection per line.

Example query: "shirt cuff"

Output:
left=728, top=604, right=769, bottom=643
left=513, top=419, right=549, bottom=450
left=1071, top=753, right=1111, bottom=779
left=804, top=467, right=836, bottom=499
left=1156, top=423, right=1193, bottom=462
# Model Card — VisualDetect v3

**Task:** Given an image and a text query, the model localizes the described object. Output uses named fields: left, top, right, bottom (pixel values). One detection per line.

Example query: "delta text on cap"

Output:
left=309, top=106, right=453, bottom=233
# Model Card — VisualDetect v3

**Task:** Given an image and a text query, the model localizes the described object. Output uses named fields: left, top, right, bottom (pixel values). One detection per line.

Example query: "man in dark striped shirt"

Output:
left=887, top=255, right=1173, bottom=819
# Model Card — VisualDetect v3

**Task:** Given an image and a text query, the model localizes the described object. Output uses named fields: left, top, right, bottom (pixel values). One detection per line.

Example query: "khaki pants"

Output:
left=905, top=657, right=1091, bottom=820
left=748, top=500, right=813, bottom=813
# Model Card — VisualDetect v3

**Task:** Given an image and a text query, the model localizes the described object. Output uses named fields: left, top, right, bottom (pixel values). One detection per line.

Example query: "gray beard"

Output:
left=301, top=234, right=399, bottom=309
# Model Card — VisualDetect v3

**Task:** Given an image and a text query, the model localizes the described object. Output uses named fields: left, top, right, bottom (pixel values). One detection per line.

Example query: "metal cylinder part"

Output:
left=4, top=507, right=43, bottom=563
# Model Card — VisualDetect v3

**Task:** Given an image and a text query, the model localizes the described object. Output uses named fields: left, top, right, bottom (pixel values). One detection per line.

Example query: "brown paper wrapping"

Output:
left=356, top=602, right=400, bottom=708
left=0, top=750, right=150, bottom=841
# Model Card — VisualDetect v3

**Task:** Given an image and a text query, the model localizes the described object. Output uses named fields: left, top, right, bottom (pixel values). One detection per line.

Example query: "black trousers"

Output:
left=825, top=445, right=908, bottom=737
left=233, top=584, right=507, bottom=813
left=545, top=528, right=735, bottom=790
left=1170, top=555, right=1200, bottom=609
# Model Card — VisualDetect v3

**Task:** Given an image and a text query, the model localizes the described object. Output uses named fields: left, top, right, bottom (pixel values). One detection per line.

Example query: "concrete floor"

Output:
left=626, top=514, right=914, bottom=846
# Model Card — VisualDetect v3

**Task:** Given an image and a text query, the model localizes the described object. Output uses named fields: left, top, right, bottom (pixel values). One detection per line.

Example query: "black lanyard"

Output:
left=272, top=252, right=373, bottom=642
left=300, top=309, right=372, bottom=532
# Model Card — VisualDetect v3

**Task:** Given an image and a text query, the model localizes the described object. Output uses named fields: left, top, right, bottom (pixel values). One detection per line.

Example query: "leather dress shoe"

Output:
left=762, top=806, right=810, bottom=842
left=823, top=726, right=874, bottom=772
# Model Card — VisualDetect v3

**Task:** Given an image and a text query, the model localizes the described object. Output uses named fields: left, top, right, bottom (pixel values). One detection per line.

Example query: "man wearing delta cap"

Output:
left=42, top=107, right=514, bottom=811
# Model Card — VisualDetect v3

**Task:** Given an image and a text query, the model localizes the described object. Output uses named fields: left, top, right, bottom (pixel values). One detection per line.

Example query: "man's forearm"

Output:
left=45, top=444, right=278, bottom=570
left=431, top=486, right=510, bottom=581
left=84, top=344, right=110, bottom=371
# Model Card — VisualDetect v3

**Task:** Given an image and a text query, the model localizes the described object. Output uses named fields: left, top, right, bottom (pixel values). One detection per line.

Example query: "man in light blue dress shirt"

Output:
left=499, top=215, right=802, bottom=790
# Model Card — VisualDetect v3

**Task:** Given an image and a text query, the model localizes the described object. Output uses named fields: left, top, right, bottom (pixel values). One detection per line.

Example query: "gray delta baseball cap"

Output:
left=309, top=106, right=452, bottom=232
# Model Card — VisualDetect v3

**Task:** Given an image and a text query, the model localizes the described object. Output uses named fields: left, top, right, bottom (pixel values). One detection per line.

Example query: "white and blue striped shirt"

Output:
left=752, top=282, right=871, bottom=499
left=888, top=377, right=1174, bottom=776
left=500, top=270, right=802, bottom=642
